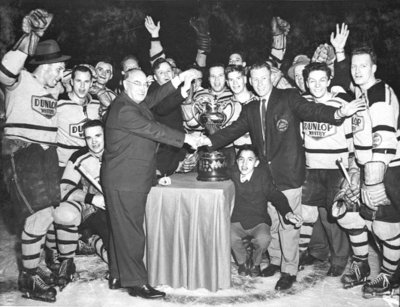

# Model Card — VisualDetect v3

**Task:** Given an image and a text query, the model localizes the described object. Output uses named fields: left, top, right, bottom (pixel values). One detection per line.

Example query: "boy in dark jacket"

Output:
left=229, top=145, right=303, bottom=277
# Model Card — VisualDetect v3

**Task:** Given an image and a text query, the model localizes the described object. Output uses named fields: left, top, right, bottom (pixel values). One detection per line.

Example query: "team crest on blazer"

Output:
left=276, top=118, right=289, bottom=132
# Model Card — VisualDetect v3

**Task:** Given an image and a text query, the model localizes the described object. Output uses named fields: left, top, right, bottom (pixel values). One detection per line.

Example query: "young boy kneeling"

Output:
left=229, top=145, right=303, bottom=276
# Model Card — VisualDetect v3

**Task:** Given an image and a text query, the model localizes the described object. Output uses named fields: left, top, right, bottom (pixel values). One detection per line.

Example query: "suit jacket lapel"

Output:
left=264, top=88, right=279, bottom=158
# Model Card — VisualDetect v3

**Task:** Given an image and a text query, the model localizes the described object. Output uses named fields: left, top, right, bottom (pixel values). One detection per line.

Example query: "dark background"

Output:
left=0, top=0, right=399, bottom=91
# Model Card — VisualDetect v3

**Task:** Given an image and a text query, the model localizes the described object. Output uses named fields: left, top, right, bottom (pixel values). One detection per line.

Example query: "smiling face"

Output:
left=306, top=70, right=331, bottom=99
left=43, top=62, right=66, bottom=88
left=72, top=70, right=92, bottom=100
left=250, top=66, right=272, bottom=97
left=209, top=66, right=226, bottom=94
left=95, top=62, right=113, bottom=86
left=123, top=69, right=149, bottom=104
left=227, top=70, right=246, bottom=95
left=84, top=125, right=104, bottom=156
left=154, top=62, right=173, bottom=85
left=351, top=53, right=377, bottom=90
left=229, top=53, right=245, bottom=66
left=236, top=149, right=259, bottom=177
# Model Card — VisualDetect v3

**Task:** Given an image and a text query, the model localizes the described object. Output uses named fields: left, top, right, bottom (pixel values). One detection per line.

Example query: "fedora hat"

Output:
left=29, top=39, right=71, bottom=65
left=287, top=55, right=310, bottom=81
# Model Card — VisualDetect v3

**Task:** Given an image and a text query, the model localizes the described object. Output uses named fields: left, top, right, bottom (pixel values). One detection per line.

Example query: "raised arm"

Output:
left=269, top=16, right=290, bottom=69
left=0, top=9, right=52, bottom=87
left=190, top=16, right=211, bottom=68
left=145, top=16, right=165, bottom=66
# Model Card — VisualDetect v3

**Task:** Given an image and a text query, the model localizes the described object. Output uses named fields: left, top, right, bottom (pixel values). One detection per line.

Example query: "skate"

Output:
left=362, top=273, right=396, bottom=299
left=76, top=238, right=96, bottom=255
left=44, top=246, right=60, bottom=274
left=18, top=270, right=57, bottom=302
left=36, top=266, right=57, bottom=286
left=341, top=259, right=370, bottom=289
left=56, top=258, right=77, bottom=291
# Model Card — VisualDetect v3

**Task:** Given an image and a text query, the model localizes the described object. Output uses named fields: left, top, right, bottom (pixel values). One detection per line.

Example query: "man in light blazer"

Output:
left=202, top=62, right=365, bottom=291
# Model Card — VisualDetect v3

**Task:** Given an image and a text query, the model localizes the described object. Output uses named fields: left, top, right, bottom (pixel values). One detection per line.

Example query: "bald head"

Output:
left=123, top=69, right=149, bottom=104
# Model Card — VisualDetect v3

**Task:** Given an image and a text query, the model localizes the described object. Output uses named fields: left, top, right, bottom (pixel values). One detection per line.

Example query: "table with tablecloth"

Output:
left=145, top=172, right=235, bottom=292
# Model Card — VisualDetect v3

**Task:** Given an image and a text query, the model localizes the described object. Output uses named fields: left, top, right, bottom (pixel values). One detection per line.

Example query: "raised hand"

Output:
left=271, top=16, right=290, bottom=36
left=338, top=98, right=366, bottom=117
left=330, top=23, right=349, bottom=52
left=312, top=43, right=336, bottom=65
left=189, top=16, right=211, bottom=54
left=144, top=16, right=160, bottom=37
left=22, top=9, right=53, bottom=37
left=13, top=8, right=53, bottom=56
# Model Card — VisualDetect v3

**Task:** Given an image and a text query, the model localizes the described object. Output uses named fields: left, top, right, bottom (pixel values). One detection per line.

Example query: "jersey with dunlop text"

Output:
left=4, top=70, right=58, bottom=145
left=56, top=93, right=100, bottom=167
left=302, top=92, right=353, bottom=169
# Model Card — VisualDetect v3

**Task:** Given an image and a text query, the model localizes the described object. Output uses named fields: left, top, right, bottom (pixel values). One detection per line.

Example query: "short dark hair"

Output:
left=120, top=54, right=140, bottom=71
left=152, top=58, right=172, bottom=74
left=229, top=51, right=246, bottom=62
left=236, top=145, right=259, bottom=160
left=352, top=46, right=377, bottom=65
left=249, top=62, right=271, bottom=74
left=209, top=63, right=225, bottom=73
left=303, top=62, right=332, bottom=81
left=71, top=65, right=92, bottom=80
left=82, top=119, right=104, bottom=133
left=225, top=65, right=246, bottom=78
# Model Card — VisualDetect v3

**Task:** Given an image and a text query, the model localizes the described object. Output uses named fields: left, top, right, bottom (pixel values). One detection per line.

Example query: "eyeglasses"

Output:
left=125, top=79, right=149, bottom=88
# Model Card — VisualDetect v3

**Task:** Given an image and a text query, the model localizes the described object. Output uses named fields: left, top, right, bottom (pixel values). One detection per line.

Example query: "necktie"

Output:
left=261, top=99, right=267, bottom=156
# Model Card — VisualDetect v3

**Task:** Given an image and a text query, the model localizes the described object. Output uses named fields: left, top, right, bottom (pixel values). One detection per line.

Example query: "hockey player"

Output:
left=333, top=46, right=400, bottom=297
left=56, top=65, right=100, bottom=172
left=91, top=60, right=116, bottom=118
left=224, top=65, right=257, bottom=150
left=299, top=62, right=351, bottom=276
left=0, top=9, right=70, bottom=302
left=52, top=119, right=108, bottom=291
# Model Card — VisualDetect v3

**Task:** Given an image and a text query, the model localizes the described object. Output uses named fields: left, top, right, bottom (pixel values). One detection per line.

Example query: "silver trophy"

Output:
left=191, top=92, right=235, bottom=181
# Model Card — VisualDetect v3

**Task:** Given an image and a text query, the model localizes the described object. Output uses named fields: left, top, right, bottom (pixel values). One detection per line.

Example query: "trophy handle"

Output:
left=218, top=99, right=236, bottom=127
left=190, top=92, right=215, bottom=126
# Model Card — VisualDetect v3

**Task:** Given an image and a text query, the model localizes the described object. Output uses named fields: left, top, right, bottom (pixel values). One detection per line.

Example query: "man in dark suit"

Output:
left=101, top=68, right=198, bottom=299
left=149, top=58, right=197, bottom=176
left=201, top=62, right=365, bottom=290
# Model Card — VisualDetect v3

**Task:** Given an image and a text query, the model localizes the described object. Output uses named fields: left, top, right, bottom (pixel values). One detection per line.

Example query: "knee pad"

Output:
left=23, top=207, right=54, bottom=234
left=53, top=202, right=81, bottom=226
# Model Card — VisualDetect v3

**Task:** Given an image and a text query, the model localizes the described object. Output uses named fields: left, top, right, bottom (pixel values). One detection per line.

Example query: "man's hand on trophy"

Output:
left=198, top=135, right=212, bottom=147
left=181, top=69, right=202, bottom=96
left=23, top=9, right=53, bottom=37
left=184, top=134, right=199, bottom=150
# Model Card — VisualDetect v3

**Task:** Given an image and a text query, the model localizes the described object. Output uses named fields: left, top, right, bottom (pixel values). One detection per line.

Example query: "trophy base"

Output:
left=196, top=151, right=230, bottom=182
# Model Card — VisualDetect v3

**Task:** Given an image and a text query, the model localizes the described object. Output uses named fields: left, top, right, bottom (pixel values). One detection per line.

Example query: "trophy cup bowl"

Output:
left=191, top=93, right=235, bottom=181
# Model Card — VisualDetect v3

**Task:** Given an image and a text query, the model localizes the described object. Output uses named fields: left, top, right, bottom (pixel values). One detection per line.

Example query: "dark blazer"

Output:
left=210, top=88, right=342, bottom=191
left=149, top=82, right=187, bottom=175
left=229, top=164, right=292, bottom=228
left=102, top=82, right=185, bottom=193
